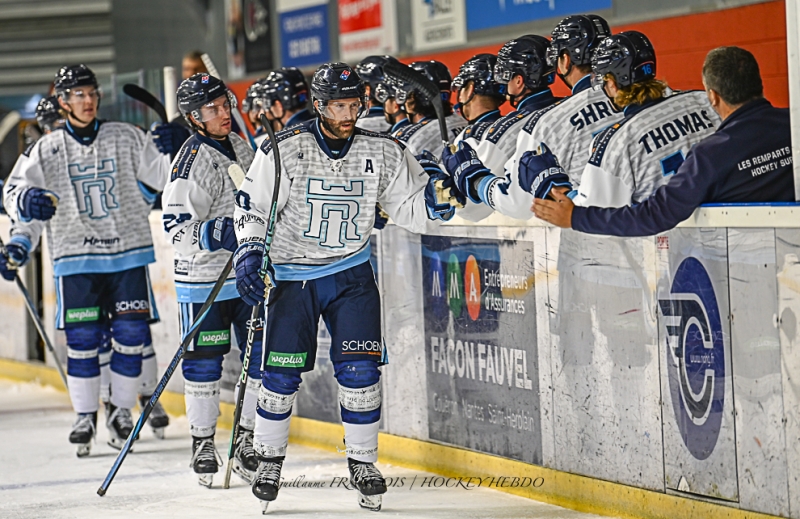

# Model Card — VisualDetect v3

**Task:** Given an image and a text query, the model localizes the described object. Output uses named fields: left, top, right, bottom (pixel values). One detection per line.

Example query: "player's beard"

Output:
left=320, top=115, right=355, bottom=139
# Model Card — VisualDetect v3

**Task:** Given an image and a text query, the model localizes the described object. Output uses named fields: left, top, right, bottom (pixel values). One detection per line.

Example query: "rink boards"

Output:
left=2, top=209, right=800, bottom=518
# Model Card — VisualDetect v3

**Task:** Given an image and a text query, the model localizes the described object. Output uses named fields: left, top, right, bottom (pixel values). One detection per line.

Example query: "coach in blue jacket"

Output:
left=533, top=46, right=795, bottom=236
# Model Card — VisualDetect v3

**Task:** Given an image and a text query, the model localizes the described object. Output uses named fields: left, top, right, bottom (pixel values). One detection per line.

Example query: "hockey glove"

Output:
left=151, top=122, right=190, bottom=159
left=200, top=217, right=238, bottom=252
left=234, top=243, right=269, bottom=306
left=5, top=236, right=30, bottom=267
left=415, top=151, right=454, bottom=221
left=441, top=142, right=492, bottom=205
left=0, top=254, right=15, bottom=282
left=20, top=188, right=58, bottom=221
left=374, top=205, right=389, bottom=230
left=519, top=143, right=573, bottom=200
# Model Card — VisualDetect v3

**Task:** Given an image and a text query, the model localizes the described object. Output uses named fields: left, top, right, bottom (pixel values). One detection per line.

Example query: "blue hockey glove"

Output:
left=20, top=188, right=58, bottom=221
left=234, top=243, right=268, bottom=306
left=200, top=217, right=238, bottom=252
left=151, top=122, right=190, bottom=159
left=5, top=236, right=30, bottom=267
left=519, top=143, right=573, bottom=200
left=0, top=255, right=15, bottom=282
left=441, top=142, right=492, bottom=204
left=373, top=205, right=389, bottom=230
left=417, top=151, right=455, bottom=221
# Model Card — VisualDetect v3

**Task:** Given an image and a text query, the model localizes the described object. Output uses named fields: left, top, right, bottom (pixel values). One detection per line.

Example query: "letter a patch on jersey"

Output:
left=362, top=158, right=376, bottom=175
left=304, top=178, right=364, bottom=249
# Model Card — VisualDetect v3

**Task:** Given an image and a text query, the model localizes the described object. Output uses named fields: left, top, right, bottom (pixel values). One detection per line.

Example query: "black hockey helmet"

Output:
left=494, top=35, right=555, bottom=90
left=36, top=95, right=63, bottom=131
left=242, top=78, right=268, bottom=113
left=263, top=67, right=309, bottom=111
left=591, top=31, right=656, bottom=88
left=311, top=62, right=366, bottom=104
left=54, top=64, right=98, bottom=96
left=453, top=53, right=505, bottom=98
left=548, top=14, right=611, bottom=68
left=356, top=55, right=394, bottom=100
left=411, top=61, right=452, bottom=94
left=177, top=73, right=232, bottom=122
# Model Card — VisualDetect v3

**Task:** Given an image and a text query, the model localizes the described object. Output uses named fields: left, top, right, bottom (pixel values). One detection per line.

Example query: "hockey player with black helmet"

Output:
left=482, top=14, right=623, bottom=220
left=354, top=55, right=393, bottom=133
left=441, top=35, right=559, bottom=221
left=260, top=67, right=313, bottom=134
left=241, top=78, right=270, bottom=142
left=35, top=95, right=64, bottom=133
left=392, top=60, right=467, bottom=157
left=232, top=62, right=457, bottom=513
left=525, top=31, right=719, bottom=208
left=451, top=53, right=506, bottom=144
left=3, top=64, right=177, bottom=457
left=163, top=72, right=261, bottom=488
left=375, top=72, right=410, bottom=133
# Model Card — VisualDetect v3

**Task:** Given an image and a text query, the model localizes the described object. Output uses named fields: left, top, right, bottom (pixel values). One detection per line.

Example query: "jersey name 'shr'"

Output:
left=569, top=100, right=615, bottom=131
left=638, top=109, right=716, bottom=154
left=69, top=158, right=118, bottom=218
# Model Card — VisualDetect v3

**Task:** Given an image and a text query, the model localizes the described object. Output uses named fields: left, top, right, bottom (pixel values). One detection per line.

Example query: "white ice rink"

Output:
left=0, top=380, right=612, bottom=518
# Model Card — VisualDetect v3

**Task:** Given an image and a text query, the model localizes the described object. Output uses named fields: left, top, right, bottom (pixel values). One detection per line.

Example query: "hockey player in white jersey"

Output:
left=232, top=62, right=455, bottom=513
left=2, top=64, right=180, bottom=456
left=464, top=15, right=622, bottom=220
left=355, top=56, right=393, bottom=133
left=441, top=35, right=558, bottom=221
left=392, top=60, right=467, bottom=157
left=162, top=73, right=261, bottom=487
left=242, top=78, right=270, bottom=143
left=260, top=68, right=313, bottom=135
left=451, top=53, right=505, bottom=144
left=523, top=31, right=720, bottom=208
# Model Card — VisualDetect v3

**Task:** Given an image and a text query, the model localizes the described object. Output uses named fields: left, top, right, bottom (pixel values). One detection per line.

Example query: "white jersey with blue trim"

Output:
left=393, top=113, right=467, bottom=157
left=574, top=90, right=720, bottom=208
left=234, top=119, right=434, bottom=281
left=162, top=133, right=255, bottom=303
left=487, top=80, right=623, bottom=220
left=3, top=121, right=169, bottom=277
left=356, top=107, right=391, bottom=133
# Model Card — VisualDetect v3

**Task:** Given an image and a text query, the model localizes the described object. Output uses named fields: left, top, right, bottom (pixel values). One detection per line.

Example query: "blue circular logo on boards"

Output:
left=657, top=257, right=725, bottom=460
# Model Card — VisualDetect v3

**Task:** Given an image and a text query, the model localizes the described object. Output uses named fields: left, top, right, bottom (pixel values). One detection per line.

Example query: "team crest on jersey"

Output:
left=304, top=178, right=364, bottom=248
left=69, top=159, right=118, bottom=219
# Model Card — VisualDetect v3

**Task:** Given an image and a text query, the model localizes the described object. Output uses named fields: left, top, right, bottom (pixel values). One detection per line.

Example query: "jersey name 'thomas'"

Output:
left=162, top=133, right=255, bottom=302
left=235, top=120, right=433, bottom=281
left=492, top=84, right=623, bottom=220
left=3, top=122, right=168, bottom=276
left=393, top=113, right=467, bottom=157
left=575, top=90, right=720, bottom=207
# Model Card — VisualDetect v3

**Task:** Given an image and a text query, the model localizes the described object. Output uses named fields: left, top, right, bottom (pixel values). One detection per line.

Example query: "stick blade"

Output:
left=122, top=84, right=168, bottom=123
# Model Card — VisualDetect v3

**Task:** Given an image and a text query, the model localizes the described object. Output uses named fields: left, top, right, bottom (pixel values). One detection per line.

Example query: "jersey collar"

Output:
left=311, top=119, right=355, bottom=160
left=623, top=96, right=665, bottom=119
left=285, top=109, right=313, bottom=128
left=571, top=74, right=593, bottom=95
left=718, top=98, right=770, bottom=132
left=196, top=132, right=237, bottom=161
left=65, top=118, right=100, bottom=146
left=366, top=106, right=384, bottom=118
left=469, top=109, right=501, bottom=125
left=517, top=89, right=556, bottom=113
left=390, top=118, right=410, bottom=133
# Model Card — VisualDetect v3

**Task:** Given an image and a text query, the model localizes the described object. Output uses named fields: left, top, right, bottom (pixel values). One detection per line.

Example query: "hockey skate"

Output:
left=252, top=456, right=284, bottom=514
left=232, top=428, right=258, bottom=483
left=140, top=395, right=169, bottom=439
left=106, top=404, right=134, bottom=450
left=348, top=458, right=387, bottom=511
left=191, top=436, right=221, bottom=488
left=69, top=412, right=97, bottom=458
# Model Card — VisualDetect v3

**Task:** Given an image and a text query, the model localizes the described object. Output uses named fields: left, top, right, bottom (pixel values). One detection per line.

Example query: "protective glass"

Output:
left=318, top=99, right=366, bottom=121
left=66, top=87, right=101, bottom=103
left=493, top=62, right=514, bottom=85
left=197, top=96, right=232, bottom=122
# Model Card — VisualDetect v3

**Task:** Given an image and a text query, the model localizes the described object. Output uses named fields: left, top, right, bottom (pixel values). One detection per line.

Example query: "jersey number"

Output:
left=660, top=151, right=685, bottom=177
left=163, top=213, right=192, bottom=232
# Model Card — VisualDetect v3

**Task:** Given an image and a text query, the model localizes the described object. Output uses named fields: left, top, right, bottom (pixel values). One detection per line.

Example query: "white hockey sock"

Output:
left=139, top=345, right=157, bottom=396
left=68, top=375, right=101, bottom=414
left=237, top=377, right=261, bottom=431
left=343, top=422, right=379, bottom=463
left=99, top=349, right=111, bottom=404
left=254, top=415, right=291, bottom=458
left=110, top=371, right=139, bottom=409
left=184, top=380, right=220, bottom=438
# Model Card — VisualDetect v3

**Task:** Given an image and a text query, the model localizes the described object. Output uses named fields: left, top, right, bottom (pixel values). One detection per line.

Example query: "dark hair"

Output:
left=184, top=50, right=205, bottom=61
left=702, top=46, right=763, bottom=105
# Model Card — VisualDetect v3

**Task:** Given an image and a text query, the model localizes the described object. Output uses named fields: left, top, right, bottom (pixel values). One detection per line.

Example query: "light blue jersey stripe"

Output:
left=175, top=278, right=238, bottom=303
left=273, top=245, right=371, bottom=282
left=53, top=247, right=155, bottom=277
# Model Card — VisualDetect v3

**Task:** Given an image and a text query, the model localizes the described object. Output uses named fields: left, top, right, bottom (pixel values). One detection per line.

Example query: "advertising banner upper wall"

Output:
left=277, top=0, right=331, bottom=68
left=465, top=0, right=612, bottom=32
left=339, top=0, right=397, bottom=62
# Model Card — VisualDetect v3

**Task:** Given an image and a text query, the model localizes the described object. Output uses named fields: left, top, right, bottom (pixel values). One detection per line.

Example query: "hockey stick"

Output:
left=98, top=254, right=234, bottom=496
left=200, top=53, right=258, bottom=151
left=223, top=113, right=281, bottom=488
left=0, top=236, right=67, bottom=388
left=382, top=61, right=462, bottom=208
left=122, top=84, right=168, bottom=124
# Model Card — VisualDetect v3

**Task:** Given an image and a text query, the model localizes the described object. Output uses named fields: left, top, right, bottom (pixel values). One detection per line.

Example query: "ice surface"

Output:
left=0, top=381, right=611, bottom=518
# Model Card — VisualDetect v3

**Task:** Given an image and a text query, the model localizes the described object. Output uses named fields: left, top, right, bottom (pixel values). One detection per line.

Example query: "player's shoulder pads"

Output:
left=394, top=119, right=432, bottom=143
left=485, top=111, right=528, bottom=144
left=523, top=99, right=564, bottom=134
left=588, top=118, right=635, bottom=167
left=171, top=135, right=202, bottom=182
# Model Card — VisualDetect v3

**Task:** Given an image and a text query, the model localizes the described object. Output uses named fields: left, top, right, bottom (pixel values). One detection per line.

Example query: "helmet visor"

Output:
left=196, top=95, right=232, bottom=123
left=65, top=87, right=102, bottom=104
left=318, top=99, right=366, bottom=121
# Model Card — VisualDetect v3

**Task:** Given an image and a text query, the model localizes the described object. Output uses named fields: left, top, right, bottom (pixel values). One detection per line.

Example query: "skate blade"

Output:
left=152, top=427, right=166, bottom=440
left=198, top=473, right=213, bottom=488
left=358, top=493, right=382, bottom=511
left=76, top=443, right=91, bottom=458
left=261, top=500, right=270, bottom=514
left=232, top=459, right=255, bottom=484
left=107, top=437, right=130, bottom=451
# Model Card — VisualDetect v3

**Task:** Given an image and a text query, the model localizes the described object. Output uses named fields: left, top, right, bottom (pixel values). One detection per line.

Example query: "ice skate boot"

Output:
left=69, top=412, right=97, bottom=458
left=348, top=458, right=387, bottom=511
left=106, top=404, right=133, bottom=450
left=140, top=395, right=169, bottom=439
left=232, top=428, right=258, bottom=483
left=252, top=456, right=284, bottom=514
left=191, top=436, right=221, bottom=488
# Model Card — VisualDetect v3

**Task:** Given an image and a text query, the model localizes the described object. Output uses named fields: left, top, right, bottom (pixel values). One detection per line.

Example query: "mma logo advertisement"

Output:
left=659, top=257, right=726, bottom=460
left=421, top=236, right=541, bottom=464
